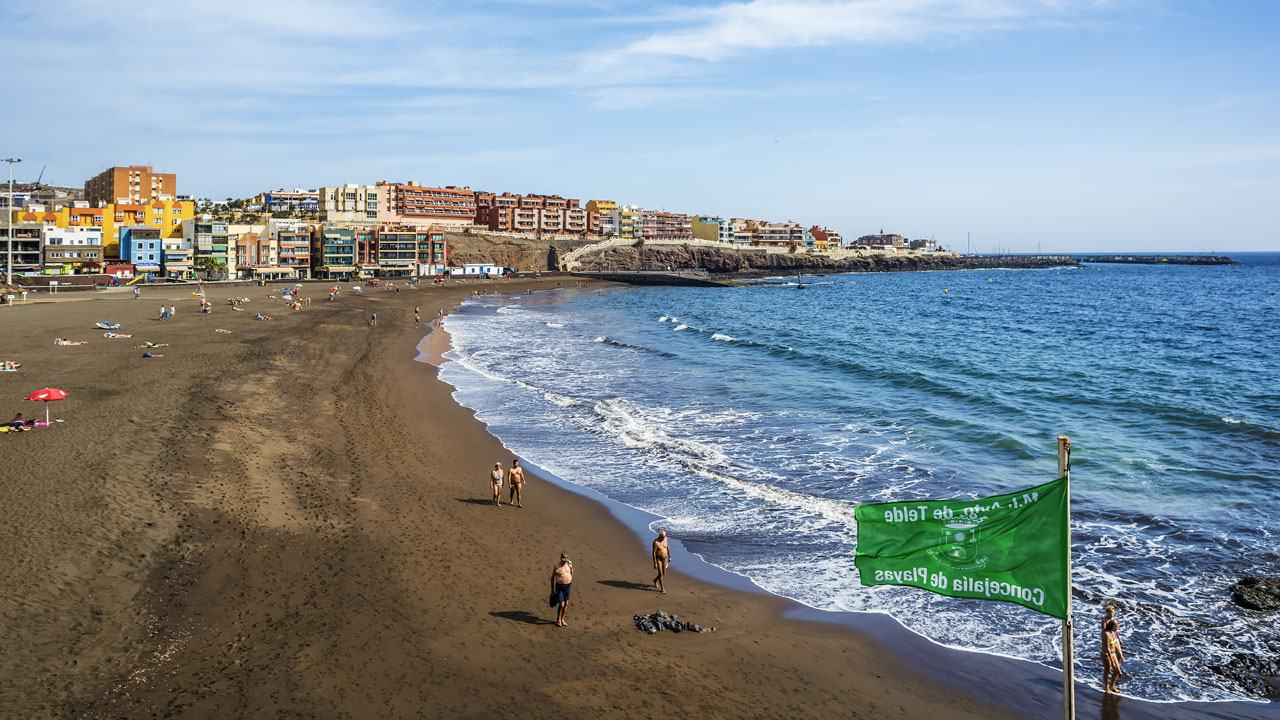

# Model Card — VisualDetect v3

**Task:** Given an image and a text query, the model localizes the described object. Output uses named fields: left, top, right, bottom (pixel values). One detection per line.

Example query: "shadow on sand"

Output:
left=455, top=498, right=497, bottom=506
left=598, top=579, right=654, bottom=592
left=490, top=610, right=556, bottom=626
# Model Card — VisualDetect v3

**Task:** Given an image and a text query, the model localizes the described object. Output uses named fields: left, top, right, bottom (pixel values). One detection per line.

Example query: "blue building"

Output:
left=258, top=189, right=319, bottom=212
left=120, top=225, right=164, bottom=274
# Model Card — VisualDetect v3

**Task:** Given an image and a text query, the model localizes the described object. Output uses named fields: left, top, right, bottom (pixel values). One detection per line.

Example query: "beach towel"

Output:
left=95, top=322, right=121, bottom=330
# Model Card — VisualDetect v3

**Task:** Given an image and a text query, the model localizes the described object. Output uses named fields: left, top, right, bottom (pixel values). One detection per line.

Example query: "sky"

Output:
left=2, top=0, right=1278, bottom=252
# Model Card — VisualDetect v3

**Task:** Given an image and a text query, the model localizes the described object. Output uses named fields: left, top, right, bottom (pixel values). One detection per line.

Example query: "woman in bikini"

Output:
left=490, top=462, right=503, bottom=506
left=1102, top=617, right=1125, bottom=693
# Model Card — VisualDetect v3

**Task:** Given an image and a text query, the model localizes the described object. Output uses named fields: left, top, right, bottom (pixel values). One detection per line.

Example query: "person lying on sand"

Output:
left=8, top=412, right=28, bottom=430
left=104, top=332, right=133, bottom=338
left=54, top=338, right=87, bottom=345
left=215, top=329, right=233, bottom=334
left=136, top=342, right=170, bottom=348
left=0, top=361, right=20, bottom=371
left=255, top=313, right=272, bottom=321
left=141, top=352, right=164, bottom=358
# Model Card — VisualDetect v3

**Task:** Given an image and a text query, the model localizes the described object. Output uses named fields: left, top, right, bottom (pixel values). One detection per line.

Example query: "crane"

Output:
left=32, top=165, right=46, bottom=190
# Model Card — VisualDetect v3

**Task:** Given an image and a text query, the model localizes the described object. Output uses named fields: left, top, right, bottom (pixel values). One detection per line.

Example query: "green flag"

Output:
left=854, top=477, right=1069, bottom=619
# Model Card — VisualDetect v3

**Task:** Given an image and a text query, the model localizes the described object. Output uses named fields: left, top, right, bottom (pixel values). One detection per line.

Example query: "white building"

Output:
left=318, top=184, right=384, bottom=223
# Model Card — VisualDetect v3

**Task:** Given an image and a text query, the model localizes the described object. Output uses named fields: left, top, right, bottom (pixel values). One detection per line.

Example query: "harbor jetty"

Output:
left=1073, top=254, right=1237, bottom=265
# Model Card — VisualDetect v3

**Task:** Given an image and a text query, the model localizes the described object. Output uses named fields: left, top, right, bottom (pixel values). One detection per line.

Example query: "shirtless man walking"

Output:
left=507, top=458, right=526, bottom=508
left=490, top=462, right=503, bottom=506
left=551, top=552, right=574, bottom=627
left=652, top=530, right=671, bottom=594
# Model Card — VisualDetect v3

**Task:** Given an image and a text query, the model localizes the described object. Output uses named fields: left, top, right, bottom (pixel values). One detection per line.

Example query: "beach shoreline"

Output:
left=0, top=278, right=1270, bottom=718
left=428, top=286, right=1277, bottom=720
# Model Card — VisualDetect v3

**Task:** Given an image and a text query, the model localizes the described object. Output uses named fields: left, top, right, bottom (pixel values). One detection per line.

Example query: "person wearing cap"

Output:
left=507, top=458, right=526, bottom=508
left=490, top=462, right=504, bottom=506
left=551, top=552, right=574, bottom=627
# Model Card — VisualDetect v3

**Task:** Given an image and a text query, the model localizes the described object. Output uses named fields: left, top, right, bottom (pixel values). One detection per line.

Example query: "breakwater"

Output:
left=570, top=245, right=1075, bottom=274
left=1074, top=254, right=1237, bottom=265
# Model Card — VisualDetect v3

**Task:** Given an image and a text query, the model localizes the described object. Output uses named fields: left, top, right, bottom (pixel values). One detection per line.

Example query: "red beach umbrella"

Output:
left=23, top=387, right=67, bottom=425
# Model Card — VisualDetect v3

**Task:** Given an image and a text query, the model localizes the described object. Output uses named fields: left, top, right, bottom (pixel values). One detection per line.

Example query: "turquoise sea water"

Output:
left=439, top=253, right=1280, bottom=703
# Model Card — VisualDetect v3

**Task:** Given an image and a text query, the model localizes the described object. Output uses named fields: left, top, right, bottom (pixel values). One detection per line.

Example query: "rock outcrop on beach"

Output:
left=633, top=610, right=715, bottom=635
left=1213, top=651, right=1280, bottom=699
left=1231, top=576, right=1280, bottom=612
left=579, top=245, right=1074, bottom=274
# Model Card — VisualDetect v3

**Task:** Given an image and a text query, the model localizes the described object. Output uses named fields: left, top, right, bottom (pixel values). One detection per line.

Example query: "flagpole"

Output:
left=1059, top=435, right=1075, bottom=720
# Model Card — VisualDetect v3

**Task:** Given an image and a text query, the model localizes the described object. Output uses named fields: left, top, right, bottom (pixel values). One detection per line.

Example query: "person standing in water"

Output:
left=652, top=530, right=671, bottom=594
left=507, top=458, right=526, bottom=508
left=490, top=462, right=503, bottom=506
left=1102, top=615, right=1126, bottom=693
left=551, top=552, right=573, bottom=627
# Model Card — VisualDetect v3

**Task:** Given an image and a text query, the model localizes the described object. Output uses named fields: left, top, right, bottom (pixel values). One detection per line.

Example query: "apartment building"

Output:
left=372, top=225, right=447, bottom=277
left=234, top=232, right=279, bottom=279
left=184, top=217, right=233, bottom=277
left=474, top=192, right=595, bottom=236
left=271, top=221, right=313, bottom=278
left=42, top=227, right=104, bottom=271
left=318, top=184, right=385, bottom=223
left=119, top=226, right=163, bottom=274
left=162, top=232, right=194, bottom=278
left=84, top=165, right=176, bottom=206
left=855, top=232, right=908, bottom=249
left=378, top=181, right=475, bottom=227
left=314, top=226, right=356, bottom=279
left=807, top=226, right=843, bottom=251
left=637, top=210, right=693, bottom=242
left=254, top=189, right=319, bottom=212
left=0, top=220, right=43, bottom=273
left=586, top=200, right=618, bottom=236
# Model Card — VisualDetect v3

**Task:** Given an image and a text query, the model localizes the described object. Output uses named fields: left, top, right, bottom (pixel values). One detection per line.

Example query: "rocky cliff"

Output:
left=441, top=231, right=595, bottom=272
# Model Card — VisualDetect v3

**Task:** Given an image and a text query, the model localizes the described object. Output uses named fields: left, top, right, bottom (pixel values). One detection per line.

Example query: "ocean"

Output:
left=437, top=252, right=1280, bottom=704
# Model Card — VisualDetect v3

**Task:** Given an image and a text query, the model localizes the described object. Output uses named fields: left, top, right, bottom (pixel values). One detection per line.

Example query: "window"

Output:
left=365, top=210, right=377, bottom=218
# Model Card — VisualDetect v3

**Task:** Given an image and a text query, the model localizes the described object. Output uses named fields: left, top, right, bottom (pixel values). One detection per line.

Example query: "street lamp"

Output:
left=3, top=157, right=20, bottom=287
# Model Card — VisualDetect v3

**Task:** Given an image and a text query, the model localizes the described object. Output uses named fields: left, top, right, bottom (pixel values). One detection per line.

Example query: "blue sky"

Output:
left=3, top=0, right=1278, bottom=252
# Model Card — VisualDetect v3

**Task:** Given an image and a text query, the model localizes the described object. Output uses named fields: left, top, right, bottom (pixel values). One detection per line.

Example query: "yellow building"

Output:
left=584, top=199, right=617, bottom=214
left=12, top=200, right=193, bottom=258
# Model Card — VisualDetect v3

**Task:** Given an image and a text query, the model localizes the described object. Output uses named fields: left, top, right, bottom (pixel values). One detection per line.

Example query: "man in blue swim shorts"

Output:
left=551, top=552, right=574, bottom=627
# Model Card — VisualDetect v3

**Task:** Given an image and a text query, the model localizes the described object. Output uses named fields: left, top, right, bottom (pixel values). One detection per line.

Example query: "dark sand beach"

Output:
left=0, top=280, right=1268, bottom=718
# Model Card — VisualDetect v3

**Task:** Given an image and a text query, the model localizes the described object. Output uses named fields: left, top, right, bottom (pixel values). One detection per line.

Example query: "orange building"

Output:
left=474, top=192, right=596, bottom=235
left=85, top=165, right=177, bottom=206
left=378, top=181, right=475, bottom=226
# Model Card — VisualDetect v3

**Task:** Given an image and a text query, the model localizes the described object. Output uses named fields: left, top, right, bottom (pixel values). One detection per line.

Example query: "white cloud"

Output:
left=604, top=0, right=1107, bottom=62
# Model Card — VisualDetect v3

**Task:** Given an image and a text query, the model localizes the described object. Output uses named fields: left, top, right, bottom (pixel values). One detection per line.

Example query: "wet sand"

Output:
left=0, top=280, right=1266, bottom=719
